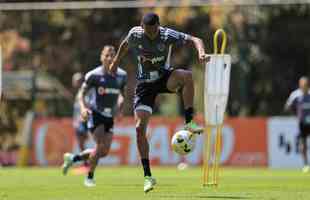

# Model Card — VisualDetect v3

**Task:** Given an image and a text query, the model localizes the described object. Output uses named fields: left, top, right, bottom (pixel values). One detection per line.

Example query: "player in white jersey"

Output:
left=62, top=46, right=127, bottom=187
left=285, top=76, right=310, bottom=173
left=109, top=12, right=208, bottom=193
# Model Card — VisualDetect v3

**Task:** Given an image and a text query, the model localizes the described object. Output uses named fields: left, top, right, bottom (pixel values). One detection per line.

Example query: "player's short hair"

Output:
left=72, top=72, right=83, bottom=87
left=72, top=72, right=83, bottom=81
left=102, top=45, right=115, bottom=53
left=300, top=76, right=309, bottom=82
left=142, top=12, right=160, bottom=26
left=299, top=76, right=309, bottom=89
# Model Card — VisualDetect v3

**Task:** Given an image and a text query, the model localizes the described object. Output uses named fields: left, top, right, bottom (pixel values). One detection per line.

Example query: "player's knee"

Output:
left=136, top=118, right=147, bottom=133
left=96, top=143, right=109, bottom=158
left=136, top=122, right=148, bottom=142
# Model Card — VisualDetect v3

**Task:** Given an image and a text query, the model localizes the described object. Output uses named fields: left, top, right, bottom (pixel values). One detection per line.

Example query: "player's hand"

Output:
left=81, top=106, right=92, bottom=121
left=199, top=53, right=210, bottom=64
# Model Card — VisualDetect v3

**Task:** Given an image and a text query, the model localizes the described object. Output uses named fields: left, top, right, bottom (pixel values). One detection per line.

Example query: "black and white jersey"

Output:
left=125, top=26, right=189, bottom=82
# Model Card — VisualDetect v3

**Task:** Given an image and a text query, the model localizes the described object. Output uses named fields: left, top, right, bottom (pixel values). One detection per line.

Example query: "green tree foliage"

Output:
left=258, top=5, right=310, bottom=115
left=1, top=4, right=310, bottom=117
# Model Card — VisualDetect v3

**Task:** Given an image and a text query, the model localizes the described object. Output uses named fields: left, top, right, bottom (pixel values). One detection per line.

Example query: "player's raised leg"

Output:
left=62, top=148, right=93, bottom=175
left=166, top=69, right=203, bottom=134
left=135, top=109, right=156, bottom=193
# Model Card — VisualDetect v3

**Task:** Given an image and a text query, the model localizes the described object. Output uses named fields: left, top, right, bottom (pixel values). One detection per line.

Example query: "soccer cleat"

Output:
left=184, top=121, right=204, bottom=134
left=144, top=176, right=156, bottom=193
left=62, top=153, right=74, bottom=175
left=84, top=177, right=96, bottom=187
left=302, top=165, right=310, bottom=173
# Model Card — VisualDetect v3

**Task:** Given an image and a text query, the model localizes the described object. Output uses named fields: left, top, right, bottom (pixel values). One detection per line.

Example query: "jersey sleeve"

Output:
left=82, top=72, right=95, bottom=89
left=285, top=91, right=298, bottom=111
left=166, top=28, right=190, bottom=46
left=125, top=26, right=142, bottom=48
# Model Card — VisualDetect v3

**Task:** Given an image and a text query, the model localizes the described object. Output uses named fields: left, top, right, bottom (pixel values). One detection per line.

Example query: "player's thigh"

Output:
left=89, top=113, right=113, bottom=142
left=166, top=69, right=191, bottom=92
left=134, top=84, right=157, bottom=115
left=92, top=125, right=113, bottom=156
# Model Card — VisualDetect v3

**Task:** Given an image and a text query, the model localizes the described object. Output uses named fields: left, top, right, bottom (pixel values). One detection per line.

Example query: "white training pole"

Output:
left=203, top=29, right=231, bottom=186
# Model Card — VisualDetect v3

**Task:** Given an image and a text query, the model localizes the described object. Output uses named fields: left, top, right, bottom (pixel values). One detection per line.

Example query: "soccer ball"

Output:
left=171, top=130, right=196, bottom=155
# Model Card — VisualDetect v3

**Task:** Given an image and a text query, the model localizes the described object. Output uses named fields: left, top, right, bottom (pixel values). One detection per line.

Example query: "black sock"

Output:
left=73, top=155, right=82, bottom=162
left=184, top=107, right=194, bottom=124
left=88, top=171, right=94, bottom=179
left=141, top=159, right=152, bottom=177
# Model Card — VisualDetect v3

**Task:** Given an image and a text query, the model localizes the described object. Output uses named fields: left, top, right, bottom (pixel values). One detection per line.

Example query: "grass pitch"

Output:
left=1, top=166, right=310, bottom=200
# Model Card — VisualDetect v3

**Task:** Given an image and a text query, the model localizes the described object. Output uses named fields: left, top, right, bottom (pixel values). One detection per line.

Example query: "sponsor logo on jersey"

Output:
left=141, top=55, right=165, bottom=65
left=97, top=86, right=120, bottom=95
left=150, top=56, right=165, bottom=64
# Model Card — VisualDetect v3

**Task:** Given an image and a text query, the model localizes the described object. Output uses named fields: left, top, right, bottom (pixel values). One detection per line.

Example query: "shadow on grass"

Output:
left=157, top=194, right=251, bottom=199
left=198, top=195, right=251, bottom=199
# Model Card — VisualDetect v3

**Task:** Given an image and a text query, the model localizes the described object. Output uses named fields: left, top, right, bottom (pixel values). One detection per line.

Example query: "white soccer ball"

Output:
left=171, top=130, right=196, bottom=155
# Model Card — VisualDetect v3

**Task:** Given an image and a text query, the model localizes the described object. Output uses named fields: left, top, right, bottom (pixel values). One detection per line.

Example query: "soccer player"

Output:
left=72, top=72, right=89, bottom=163
left=109, top=12, right=208, bottom=192
left=62, top=45, right=127, bottom=187
left=285, top=76, right=310, bottom=173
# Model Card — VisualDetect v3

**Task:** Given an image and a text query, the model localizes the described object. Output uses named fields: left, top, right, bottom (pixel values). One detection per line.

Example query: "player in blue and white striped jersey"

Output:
left=109, top=12, right=208, bottom=193
left=285, top=76, right=310, bottom=173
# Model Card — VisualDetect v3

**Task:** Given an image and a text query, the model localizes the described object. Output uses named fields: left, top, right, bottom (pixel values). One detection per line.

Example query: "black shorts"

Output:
left=299, top=122, right=310, bottom=138
left=75, top=121, right=88, bottom=136
left=87, top=111, right=114, bottom=133
left=134, top=69, right=174, bottom=113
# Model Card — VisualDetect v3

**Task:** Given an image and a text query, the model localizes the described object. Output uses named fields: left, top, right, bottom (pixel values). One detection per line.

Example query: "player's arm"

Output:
left=168, top=28, right=209, bottom=63
left=116, top=87, right=126, bottom=117
left=109, top=39, right=129, bottom=76
left=284, top=92, right=297, bottom=113
left=116, top=74, right=127, bottom=119
left=78, top=80, right=92, bottom=121
left=187, top=35, right=209, bottom=63
left=110, top=27, right=140, bottom=75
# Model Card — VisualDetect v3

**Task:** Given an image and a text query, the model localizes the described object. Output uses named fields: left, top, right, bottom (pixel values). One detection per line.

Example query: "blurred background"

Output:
left=0, top=0, right=309, bottom=168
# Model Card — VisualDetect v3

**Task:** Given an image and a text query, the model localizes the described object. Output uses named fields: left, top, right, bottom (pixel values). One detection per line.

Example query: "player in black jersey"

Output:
left=109, top=13, right=208, bottom=192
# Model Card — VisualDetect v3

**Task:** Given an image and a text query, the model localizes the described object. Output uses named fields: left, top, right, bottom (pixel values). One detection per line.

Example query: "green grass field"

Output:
left=1, top=166, right=310, bottom=200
